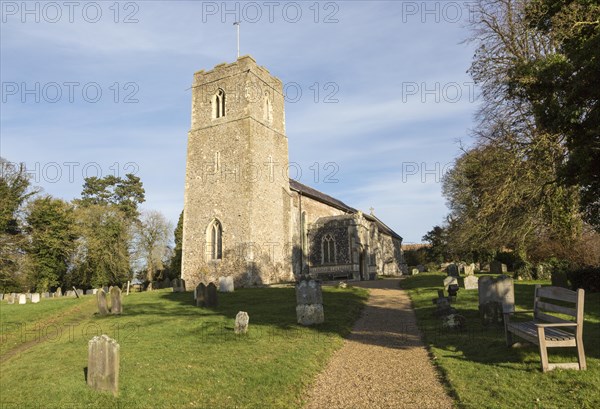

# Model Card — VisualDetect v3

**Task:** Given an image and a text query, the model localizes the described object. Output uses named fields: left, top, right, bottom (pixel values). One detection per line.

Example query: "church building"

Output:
left=182, top=56, right=406, bottom=288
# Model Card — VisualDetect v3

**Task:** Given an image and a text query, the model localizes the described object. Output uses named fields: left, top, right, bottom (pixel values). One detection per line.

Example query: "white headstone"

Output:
left=464, top=275, right=479, bottom=290
left=18, top=294, right=27, bottom=304
left=31, top=293, right=40, bottom=303
left=218, top=276, right=234, bottom=292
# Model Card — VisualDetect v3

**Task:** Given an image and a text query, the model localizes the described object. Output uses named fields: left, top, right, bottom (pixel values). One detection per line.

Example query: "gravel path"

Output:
left=303, top=278, right=454, bottom=409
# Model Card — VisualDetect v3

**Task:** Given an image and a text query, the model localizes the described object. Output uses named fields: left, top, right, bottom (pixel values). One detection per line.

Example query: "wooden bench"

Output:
left=504, top=285, right=586, bottom=372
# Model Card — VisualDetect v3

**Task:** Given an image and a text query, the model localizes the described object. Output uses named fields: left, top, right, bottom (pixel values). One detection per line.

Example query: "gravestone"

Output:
left=234, top=311, right=249, bottom=334
left=76, top=289, right=84, bottom=297
left=87, top=334, right=119, bottom=396
left=296, top=277, right=324, bottom=325
left=110, top=287, right=122, bottom=315
left=56, top=288, right=62, bottom=297
left=446, top=263, right=459, bottom=277
left=172, top=278, right=186, bottom=293
left=442, top=313, right=466, bottom=330
left=18, top=294, right=26, bottom=304
left=463, top=263, right=475, bottom=276
left=31, top=293, right=40, bottom=303
left=416, top=264, right=427, bottom=273
left=490, top=261, right=508, bottom=275
left=205, top=283, right=218, bottom=308
left=26, top=293, right=32, bottom=300
left=195, top=283, right=206, bottom=307
left=7, top=294, right=15, bottom=304
left=443, top=276, right=458, bottom=291
left=0, top=293, right=3, bottom=301
left=219, top=276, right=234, bottom=292
left=86, top=290, right=94, bottom=295
left=66, top=290, right=74, bottom=297
left=411, top=268, right=419, bottom=275
left=162, top=277, right=171, bottom=288
left=464, top=275, right=479, bottom=290
left=478, top=275, right=514, bottom=324
left=42, top=292, right=50, bottom=298
left=97, top=289, right=109, bottom=315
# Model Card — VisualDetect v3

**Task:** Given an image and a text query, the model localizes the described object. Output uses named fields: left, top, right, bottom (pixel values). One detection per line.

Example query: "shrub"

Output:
left=567, top=267, right=600, bottom=293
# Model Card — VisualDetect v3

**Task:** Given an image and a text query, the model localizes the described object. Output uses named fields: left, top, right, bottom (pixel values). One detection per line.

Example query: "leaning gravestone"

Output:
left=463, top=263, right=475, bottom=276
left=195, top=283, right=206, bottom=307
left=446, top=263, right=459, bottom=277
left=87, top=334, right=119, bottom=396
left=235, top=311, right=249, bottom=334
left=110, top=287, right=122, bottom=315
left=97, top=289, right=109, bottom=315
left=490, top=261, right=508, bottom=275
left=464, top=275, right=479, bottom=290
left=18, top=294, right=27, bottom=304
left=478, top=275, right=515, bottom=324
left=443, top=276, right=458, bottom=291
left=219, top=276, right=234, bottom=292
left=31, top=293, right=40, bottom=303
left=205, top=283, right=218, bottom=308
left=296, top=277, right=324, bottom=325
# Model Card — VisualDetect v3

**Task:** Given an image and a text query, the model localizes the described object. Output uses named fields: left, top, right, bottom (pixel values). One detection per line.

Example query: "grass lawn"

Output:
left=401, top=272, right=600, bottom=409
left=0, top=286, right=368, bottom=409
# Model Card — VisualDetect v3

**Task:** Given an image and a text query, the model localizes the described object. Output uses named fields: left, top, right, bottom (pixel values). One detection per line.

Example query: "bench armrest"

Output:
left=534, top=322, right=577, bottom=328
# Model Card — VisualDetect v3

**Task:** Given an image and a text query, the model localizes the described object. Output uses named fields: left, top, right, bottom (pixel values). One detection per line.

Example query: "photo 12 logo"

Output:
left=1, top=82, right=140, bottom=104
left=1, top=1, right=140, bottom=24
left=201, top=1, right=340, bottom=24
left=1, top=161, right=140, bottom=184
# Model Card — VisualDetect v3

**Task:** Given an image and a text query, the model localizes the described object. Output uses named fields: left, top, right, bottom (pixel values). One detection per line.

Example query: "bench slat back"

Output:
left=533, top=286, right=585, bottom=334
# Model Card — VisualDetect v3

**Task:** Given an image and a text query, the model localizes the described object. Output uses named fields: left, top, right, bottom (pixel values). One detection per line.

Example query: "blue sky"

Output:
left=1, top=1, right=479, bottom=243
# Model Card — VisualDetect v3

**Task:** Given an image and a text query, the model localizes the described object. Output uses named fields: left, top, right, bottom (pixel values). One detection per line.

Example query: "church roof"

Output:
left=289, top=179, right=402, bottom=241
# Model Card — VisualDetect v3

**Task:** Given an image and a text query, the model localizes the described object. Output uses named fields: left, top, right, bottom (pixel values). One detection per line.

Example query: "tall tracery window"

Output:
left=322, top=234, right=336, bottom=264
left=212, top=89, right=226, bottom=119
left=207, top=219, right=223, bottom=260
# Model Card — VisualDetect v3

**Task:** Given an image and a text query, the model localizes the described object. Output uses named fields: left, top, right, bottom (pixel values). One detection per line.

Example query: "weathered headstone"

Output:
left=56, top=287, right=62, bottom=297
left=464, top=275, right=479, bottom=290
left=162, top=277, right=171, bottom=288
left=296, top=304, right=325, bottom=325
left=296, top=277, right=324, bottom=325
left=31, top=293, right=40, bottom=303
left=26, top=293, right=32, bottom=300
left=195, top=283, right=206, bottom=307
left=490, top=261, right=508, bottom=275
left=18, top=294, right=26, bottom=304
left=234, top=311, right=249, bottom=334
left=218, top=276, right=234, bottom=292
left=0, top=293, right=3, bottom=301
left=463, top=263, right=475, bottom=276
left=443, top=276, right=458, bottom=291
left=65, top=290, right=74, bottom=297
left=478, top=275, right=515, bottom=324
left=172, top=278, right=186, bottom=293
left=442, top=313, right=466, bottom=330
left=76, top=289, right=84, bottom=297
left=7, top=294, right=15, bottom=304
left=205, top=283, right=218, bottom=308
left=86, top=290, right=94, bottom=295
left=87, top=334, right=119, bottom=396
left=446, top=263, right=459, bottom=277
left=110, top=287, right=122, bottom=315
left=296, top=279, right=323, bottom=305
left=42, top=292, right=50, bottom=298
left=97, top=289, right=109, bottom=316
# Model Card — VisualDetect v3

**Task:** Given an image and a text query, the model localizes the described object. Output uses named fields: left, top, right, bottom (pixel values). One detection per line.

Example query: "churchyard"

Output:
left=401, top=271, right=600, bottom=408
left=0, top=285, right=368, bottom=408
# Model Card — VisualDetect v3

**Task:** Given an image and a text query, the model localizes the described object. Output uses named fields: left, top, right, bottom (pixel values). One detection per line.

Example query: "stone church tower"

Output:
left=182, top=56, right=292, bottom=288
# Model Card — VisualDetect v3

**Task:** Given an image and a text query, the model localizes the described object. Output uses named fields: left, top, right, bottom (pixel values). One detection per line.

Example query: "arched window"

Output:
left=212, top=89, right=226, bottom=119
left=322, top=234, right=336, bottom=264
left=263, top=92, right=273, bottom=123
left=207, top=219, right=222, bottom=260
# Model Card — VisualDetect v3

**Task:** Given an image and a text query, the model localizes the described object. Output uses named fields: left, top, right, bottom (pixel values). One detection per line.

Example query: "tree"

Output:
left=422, top=226, right=450, bottom=263
left=70, top=205, right=131, bottom=288
left=24, top=196, right=76, bottom=291
left=170, top=211, right=184, bottom=278
left=78, top=174, right=145, bottom=220
left=509, top=0, right=600, bottom=229
left=132, top=210, right=173, bottom=283
left=0, top=158, right=38, bottom=291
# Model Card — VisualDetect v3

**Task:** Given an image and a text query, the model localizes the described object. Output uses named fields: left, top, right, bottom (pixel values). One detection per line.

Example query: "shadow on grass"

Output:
left=401, top=273, right=600, bottom=368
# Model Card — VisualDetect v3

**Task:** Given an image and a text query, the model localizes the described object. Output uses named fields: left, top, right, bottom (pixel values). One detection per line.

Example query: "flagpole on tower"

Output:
left=233, top=21, right=240, bottom=59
